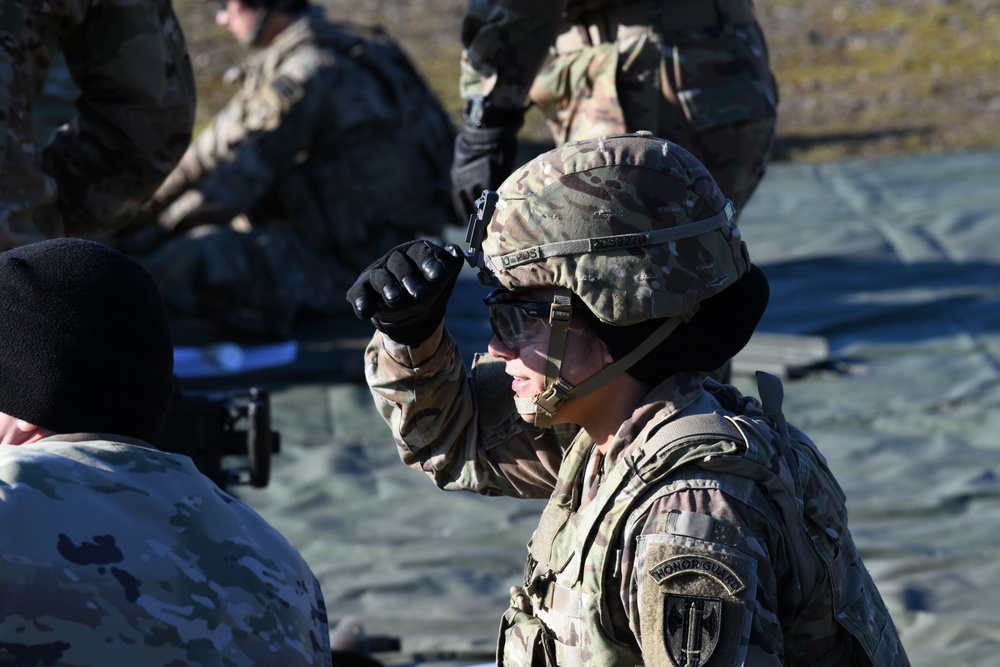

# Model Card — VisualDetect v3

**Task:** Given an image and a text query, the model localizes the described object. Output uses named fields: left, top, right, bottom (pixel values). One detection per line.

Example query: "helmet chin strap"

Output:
left=247, top=7, right=272, bottom=46
left=513, top=290, right=573, bottom=426
left=514, top=289, right=698, bottom=428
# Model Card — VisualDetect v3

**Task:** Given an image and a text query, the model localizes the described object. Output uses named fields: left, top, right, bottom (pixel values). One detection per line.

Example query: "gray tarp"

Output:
left=235, top=149, right=1000, bottom=666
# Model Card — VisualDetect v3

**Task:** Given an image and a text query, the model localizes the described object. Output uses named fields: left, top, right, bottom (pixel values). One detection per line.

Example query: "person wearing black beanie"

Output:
left=0, top=239, right=334, bottom=663
left=0, top=237, right=174, bottom=442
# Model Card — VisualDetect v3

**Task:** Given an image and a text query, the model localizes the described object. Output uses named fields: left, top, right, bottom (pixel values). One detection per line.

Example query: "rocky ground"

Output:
left=177, top=0, right=1000, bottom=163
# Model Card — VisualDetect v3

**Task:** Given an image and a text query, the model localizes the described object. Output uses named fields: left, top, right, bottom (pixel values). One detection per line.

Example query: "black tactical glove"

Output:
left=450, top=98, right=524, bottom=223
left=347, top=240, right=464, bottom=346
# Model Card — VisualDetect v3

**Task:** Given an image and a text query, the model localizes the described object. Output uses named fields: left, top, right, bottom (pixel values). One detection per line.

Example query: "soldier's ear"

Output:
left=15, top=419, right=53, bottom=444
left=0, top=415, right=48, bottom=445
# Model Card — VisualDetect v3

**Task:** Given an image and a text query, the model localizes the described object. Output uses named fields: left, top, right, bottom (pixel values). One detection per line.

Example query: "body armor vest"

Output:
left=497, top=375, right=907, bottom=667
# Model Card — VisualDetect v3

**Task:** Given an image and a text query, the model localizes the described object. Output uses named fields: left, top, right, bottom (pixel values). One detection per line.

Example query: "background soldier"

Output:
left=348, top=133, right=907, bottom=666
left=0, top=0, right=196, bottom=249
left=0, top=238, right=332, bottom=665
left=122, top=0, right=455, bottom=338
left=451, top=0, right=778, bottom=223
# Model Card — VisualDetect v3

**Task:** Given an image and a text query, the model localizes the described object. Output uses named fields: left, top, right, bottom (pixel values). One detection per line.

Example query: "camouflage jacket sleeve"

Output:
left=620, top=479, right=859, bottom=664
left=365, top=326, right=564, bottom=499
left=40, top=0, right=196, bottom=235
left=459, top=0, right=566, bottom=108
left=619, top=485, right=782, bottom=665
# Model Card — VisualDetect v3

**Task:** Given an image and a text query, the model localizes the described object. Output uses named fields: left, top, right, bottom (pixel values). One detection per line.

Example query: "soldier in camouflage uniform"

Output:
left=0, top=238, right=332, bottom=666
left=0, top=0, right=196, bottom=249
left=349, top=133, right=908, bottom=666
left=451, top=0, right=777, bottom=224
left=123, top=0, right=455, bottom=338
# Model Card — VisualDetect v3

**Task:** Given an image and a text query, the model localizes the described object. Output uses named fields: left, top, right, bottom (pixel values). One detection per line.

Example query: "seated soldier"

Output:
left=0, top=238, right=332, bottom=665
left=118, top=0, right=455, bottom=338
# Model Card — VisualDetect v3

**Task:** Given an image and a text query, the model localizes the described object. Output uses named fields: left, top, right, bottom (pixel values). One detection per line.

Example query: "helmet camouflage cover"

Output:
left=481, top=132, right=750, bottom=326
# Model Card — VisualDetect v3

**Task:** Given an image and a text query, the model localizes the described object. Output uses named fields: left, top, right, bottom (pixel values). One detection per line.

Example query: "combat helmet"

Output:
left=465, top=131, right=759, bottom=427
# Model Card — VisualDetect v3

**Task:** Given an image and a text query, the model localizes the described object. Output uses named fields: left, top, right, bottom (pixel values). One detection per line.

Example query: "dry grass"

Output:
left=759, top=0, right=1000, bottom=161
left=176, top=0, right=1000, bottom=163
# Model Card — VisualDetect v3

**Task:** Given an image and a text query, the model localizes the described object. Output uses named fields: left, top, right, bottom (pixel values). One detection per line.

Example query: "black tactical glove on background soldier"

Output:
left=450, top=97, right=523, bottom=223
left=347, top=240, right=464, bottom=346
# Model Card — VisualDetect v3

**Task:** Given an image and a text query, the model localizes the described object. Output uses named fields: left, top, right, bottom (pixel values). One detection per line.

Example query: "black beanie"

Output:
left=0, top=239, right=174, bottom=442
left=586, top=265, right=771, bottom=386
left=242, top=0, right=310, bottom=13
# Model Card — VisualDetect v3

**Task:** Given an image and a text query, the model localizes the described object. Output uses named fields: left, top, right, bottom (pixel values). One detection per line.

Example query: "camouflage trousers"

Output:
left=531, top=22, right=777, bottom=217
left=137, top=224, right=359, bottom=338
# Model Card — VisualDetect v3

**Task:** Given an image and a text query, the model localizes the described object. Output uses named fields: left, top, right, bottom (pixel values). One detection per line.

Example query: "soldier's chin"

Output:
left=515, top=405, right=539, bottom=424
left=518, top=411, right=537, bottom=424
left=513, top=395, right=538, bottom=422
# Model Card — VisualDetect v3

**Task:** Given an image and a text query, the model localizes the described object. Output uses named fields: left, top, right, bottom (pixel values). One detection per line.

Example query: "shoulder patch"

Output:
left=635, top=533, right=757, bottom=667
left=270, top=74, right=305, bottom=108
left=244, top=75, right=305, bottom=132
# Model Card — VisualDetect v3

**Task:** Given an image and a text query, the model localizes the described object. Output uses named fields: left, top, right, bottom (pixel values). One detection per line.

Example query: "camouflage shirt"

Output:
left=0, top=0, right=195, bottom=247
left=365, top=329, right=909, bottom=666
left=0, top=434, right=332, bottom=666
left=153, top=7, right=453, bottom=254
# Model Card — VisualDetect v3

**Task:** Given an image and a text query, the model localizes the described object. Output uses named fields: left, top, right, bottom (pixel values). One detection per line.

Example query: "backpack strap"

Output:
left=557, top=403, right=749, bottom=584
left=754, top=370, right=789, bottom=438
left=640, top=411, right=745, bottom=460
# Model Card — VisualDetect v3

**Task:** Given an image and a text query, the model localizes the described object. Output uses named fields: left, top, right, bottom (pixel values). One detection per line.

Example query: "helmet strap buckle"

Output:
left=532, top=377, right=575, bottom=429
left=548, top=297, right=572, bottom=328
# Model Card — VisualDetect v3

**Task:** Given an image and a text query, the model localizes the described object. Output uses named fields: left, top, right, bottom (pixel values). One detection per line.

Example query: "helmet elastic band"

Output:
left=519, top=288, right=698, bottom=428
left=494, top=201, right=734, bottom=271
left=518, top=289, right=573, bottom=427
